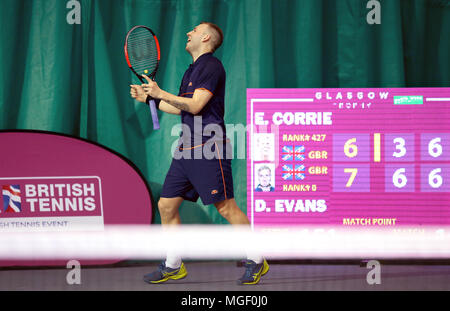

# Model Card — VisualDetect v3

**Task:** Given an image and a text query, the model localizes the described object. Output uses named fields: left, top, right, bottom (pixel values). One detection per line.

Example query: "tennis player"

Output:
left=130, top=22, right=269, bottom=285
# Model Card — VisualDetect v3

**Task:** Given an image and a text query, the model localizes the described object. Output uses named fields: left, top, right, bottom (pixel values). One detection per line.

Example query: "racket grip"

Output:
left=147, top=98, right=160, bottom=130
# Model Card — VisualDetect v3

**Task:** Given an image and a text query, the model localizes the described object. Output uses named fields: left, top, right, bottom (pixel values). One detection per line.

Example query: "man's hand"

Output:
left=139, top=74, right=213, bottom=115
left=130, top=84, right=147, bottom=103
left=142, top=75, right=163, bottom=99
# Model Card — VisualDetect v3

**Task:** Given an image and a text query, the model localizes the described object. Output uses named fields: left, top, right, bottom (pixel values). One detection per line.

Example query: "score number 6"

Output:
left=392, top=168, right=408, bottom=188
left=344, top=138, right=358, bottom=158
left=392, top=167, right=443, bottom=188
left=429, top=168, right=443, bottom=188
left=428, top=138, right=443, bottom=158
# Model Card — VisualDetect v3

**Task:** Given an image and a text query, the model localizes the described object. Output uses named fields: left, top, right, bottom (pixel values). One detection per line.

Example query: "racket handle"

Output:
left=147, top=98, right=160, bottom=130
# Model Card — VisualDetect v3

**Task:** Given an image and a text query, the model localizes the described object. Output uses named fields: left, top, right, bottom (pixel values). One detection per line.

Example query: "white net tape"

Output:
left=1, top=225, right=449, bottom=260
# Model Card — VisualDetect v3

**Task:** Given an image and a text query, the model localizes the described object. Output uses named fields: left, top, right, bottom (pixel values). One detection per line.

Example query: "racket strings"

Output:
left=126, top=29, right=159, bottom=75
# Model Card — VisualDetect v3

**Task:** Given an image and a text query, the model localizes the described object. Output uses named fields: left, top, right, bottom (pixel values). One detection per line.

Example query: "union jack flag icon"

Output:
left=2, top=185, right=21, bottom=213
left=294, top=146, right=305, bottom=161
left=281, top=146, right=294, bottom=161
left=282, top=165, right=294, bottom=180
left=282, top=164, right=306, bottom=181
left=281, top=145, right=305, bottom=161
left=294, top=165, right=306, bottom=180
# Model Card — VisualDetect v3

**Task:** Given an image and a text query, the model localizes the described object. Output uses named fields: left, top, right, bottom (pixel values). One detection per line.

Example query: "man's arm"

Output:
left=158, top=100, right=182, bottom=115
left=157, top=88, right=212, bottom=115
left=130, top=85, right=181, bottom=115
left=141, top=75, right=213, bottom=115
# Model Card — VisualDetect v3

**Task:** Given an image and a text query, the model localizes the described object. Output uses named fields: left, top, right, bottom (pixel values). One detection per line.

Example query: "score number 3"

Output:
left=392, top=137, right=406, bottom=158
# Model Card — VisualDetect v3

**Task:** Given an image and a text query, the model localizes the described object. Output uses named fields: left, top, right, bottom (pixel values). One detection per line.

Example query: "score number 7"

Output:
left=344, top=168, right=358, bottom=187
left=343, top=138, right=358, bottom=187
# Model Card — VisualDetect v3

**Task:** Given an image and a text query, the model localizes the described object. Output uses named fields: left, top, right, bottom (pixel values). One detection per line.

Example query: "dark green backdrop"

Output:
left=0, top=0, right=449, bottom=224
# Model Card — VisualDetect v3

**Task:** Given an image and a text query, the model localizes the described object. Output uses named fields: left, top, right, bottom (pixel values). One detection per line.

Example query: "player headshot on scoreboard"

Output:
left=255, top=164, right=275, bottom=192
left=253, top=133, right=275, bottom=161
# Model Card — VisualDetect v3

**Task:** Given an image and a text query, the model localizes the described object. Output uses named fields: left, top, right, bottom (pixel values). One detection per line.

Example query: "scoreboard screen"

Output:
left=247, top=88, right=450, bottom=229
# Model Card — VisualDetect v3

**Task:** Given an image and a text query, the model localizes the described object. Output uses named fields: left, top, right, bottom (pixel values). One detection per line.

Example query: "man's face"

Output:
left=258, top=169, right=271, bottom=187
left=186, top=24, right=208, bottom=52
left=257, top=135, right=272, bottom=154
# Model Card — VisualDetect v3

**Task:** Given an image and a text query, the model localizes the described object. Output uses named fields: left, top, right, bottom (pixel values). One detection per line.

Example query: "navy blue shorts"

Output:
left=160, top=141, right=234, bottom=205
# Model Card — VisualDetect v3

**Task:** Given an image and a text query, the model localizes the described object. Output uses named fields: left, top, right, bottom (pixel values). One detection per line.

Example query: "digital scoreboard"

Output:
left=247, top=88, right=450, bottom=229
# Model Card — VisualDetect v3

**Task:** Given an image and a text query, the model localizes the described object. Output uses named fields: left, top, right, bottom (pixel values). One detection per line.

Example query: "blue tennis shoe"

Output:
left=237, top=259, right=269, bottom=285
left=143, top=261, right=188, bottom=284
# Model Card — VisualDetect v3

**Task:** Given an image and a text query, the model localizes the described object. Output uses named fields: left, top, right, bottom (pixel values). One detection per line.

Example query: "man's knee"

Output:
left=215, top=204, right=229, bottom=218
left=158, top=198, right=180, bottom=217
left=214, top=199, right=236, bottom=218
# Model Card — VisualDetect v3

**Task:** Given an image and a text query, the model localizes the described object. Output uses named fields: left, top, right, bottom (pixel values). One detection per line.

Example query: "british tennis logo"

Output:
left=0, top=176, right=104, bottom=231
left=2, top=185, right=22, bottom=213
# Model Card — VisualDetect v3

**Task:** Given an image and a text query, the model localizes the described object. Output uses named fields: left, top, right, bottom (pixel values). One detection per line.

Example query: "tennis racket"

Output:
left=124, top=25, right=161, bottom=130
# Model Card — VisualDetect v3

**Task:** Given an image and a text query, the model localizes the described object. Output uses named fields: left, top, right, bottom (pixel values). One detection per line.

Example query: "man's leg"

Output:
left=158, top=197, right=184, bottom=225
left=214, top=198, right=269, bottom=285
left=214, top=198, right=250, bottom=225
left=143, top=196, right=187, bottom=284
left=158, top=197, right=184, bottom=268
left=213, top=198, right=257, bottom=258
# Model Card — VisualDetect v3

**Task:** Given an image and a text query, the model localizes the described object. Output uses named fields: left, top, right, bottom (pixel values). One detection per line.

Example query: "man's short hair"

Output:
left=201, top=22, right=224, bottom=52
left=258, top=165, right=271, bottom=175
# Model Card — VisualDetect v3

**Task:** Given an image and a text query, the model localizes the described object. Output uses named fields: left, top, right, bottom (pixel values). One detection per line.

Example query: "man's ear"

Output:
left=201, top=33, right=211, bottom=43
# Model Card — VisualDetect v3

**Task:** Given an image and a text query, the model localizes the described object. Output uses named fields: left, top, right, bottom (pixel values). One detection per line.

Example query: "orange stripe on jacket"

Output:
left=215, top=142, right=227, bottom=200
left=195, top=88, right=214, bottom=96
left=180, top=89, right=213, bottom=97
left=180, top=92, right=194, bottom=97
left=179, top=139, right=229, bottom=150
left=179, top=143, right=205, bottom=150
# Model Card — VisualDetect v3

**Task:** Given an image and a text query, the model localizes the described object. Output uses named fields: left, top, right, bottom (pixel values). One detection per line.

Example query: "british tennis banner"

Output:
left=0, top=130, right=153, bottom=266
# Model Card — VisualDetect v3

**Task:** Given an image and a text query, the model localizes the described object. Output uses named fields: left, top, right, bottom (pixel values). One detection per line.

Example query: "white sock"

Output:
left=165, top=255, right=182, bottom=269
left=246, top=255, right=263, bottom=264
